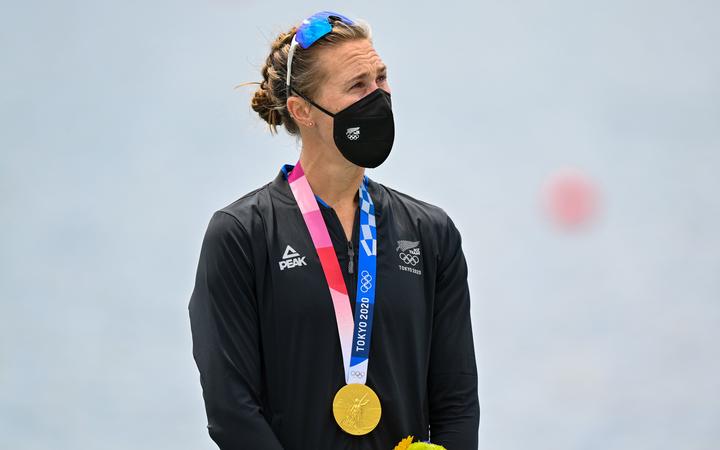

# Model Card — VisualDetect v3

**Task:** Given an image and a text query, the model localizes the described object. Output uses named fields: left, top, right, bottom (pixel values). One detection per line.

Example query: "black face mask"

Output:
left=294, top=88, right=395, bottom=168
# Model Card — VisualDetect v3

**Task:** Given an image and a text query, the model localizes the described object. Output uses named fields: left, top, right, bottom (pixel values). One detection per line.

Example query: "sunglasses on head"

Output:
left=285, top=11, right=355, bottom=99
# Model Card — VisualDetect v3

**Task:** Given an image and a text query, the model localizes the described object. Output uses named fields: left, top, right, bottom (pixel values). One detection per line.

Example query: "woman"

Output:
left=189, top=11, right=479, bottom=450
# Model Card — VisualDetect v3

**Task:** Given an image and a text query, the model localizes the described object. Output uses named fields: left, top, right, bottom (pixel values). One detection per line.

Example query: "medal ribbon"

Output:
left=287, top=160, right=377, bottom=385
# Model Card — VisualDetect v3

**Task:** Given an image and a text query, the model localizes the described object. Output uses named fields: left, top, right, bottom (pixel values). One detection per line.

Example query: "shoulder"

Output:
left=372, top=180, right=458, bottom=235
left=200, top=181, right=273, bottom=253
left=205, top=181, right=273, bottom=233
left=371, top=180, right=465, bottom=266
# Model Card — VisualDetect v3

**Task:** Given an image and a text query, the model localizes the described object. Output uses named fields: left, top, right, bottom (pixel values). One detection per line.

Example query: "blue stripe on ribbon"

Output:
left=349, top=177, right=377, bottom=375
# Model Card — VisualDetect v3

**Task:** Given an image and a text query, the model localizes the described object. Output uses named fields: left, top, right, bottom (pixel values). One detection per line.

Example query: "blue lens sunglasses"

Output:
left=285, top=11, right=355, bottom=116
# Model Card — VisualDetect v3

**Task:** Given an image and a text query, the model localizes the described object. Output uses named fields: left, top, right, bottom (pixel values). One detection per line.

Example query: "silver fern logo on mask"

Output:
left=346, top=127, right=360, bottom=140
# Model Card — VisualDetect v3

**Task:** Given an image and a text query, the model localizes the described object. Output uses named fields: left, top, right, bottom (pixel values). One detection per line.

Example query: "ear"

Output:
left=287, top=95, right=314, bottom=128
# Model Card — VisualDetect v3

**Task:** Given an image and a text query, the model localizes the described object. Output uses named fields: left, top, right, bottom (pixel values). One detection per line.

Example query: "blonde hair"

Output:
left=248, top=19, right=372, bottom=135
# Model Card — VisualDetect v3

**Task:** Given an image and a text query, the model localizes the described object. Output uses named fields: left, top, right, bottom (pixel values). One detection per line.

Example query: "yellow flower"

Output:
left=393, top=436, right=447, bottom=450
left=393, top=435, right=415, bottom=450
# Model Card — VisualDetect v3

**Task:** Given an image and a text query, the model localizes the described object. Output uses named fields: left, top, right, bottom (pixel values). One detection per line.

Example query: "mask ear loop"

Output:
left=285, top=35, right=337, bottom=118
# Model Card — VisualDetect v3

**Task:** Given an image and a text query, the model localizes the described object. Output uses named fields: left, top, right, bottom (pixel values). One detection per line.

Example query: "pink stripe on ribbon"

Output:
left=304, top=209, right=333, bottom=248
left=287, top=161, right=355, bottom=381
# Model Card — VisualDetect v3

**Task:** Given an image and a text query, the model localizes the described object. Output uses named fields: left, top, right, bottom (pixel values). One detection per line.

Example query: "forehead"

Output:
left=316, top=39, right=385, bottom=83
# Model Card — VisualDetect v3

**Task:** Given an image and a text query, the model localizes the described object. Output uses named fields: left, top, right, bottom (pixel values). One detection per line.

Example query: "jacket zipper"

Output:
left=347, top=240, right=355, bottom=274
left=328, top=205, right=359, bottom=277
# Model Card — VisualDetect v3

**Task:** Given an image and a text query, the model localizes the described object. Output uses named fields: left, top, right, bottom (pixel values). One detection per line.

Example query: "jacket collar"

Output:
left=269, top=163, right=383, bottom=216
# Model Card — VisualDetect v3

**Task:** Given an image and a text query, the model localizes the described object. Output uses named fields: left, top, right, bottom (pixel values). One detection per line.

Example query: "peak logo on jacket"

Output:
left=397, top=240, right=422, bottom=275
left=278, top=245, right=307, bottom=271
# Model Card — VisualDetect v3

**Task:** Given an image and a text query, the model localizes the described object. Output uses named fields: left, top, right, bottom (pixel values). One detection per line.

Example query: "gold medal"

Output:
left=332, top=383, right=382, bottom=435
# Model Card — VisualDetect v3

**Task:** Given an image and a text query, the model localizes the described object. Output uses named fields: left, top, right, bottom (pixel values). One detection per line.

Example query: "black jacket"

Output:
left=189, top=164, right=479, bottom=450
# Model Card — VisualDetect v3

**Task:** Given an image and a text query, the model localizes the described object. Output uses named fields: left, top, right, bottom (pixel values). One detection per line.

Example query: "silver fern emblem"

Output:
left=396, top=240, right=420, bottom=252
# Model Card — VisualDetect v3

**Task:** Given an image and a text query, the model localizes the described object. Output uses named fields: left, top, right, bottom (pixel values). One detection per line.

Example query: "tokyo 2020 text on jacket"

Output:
left=189, top=164, right=480, bottom=450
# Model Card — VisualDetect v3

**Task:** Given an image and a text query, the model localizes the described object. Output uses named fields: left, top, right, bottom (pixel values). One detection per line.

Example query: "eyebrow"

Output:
left=346, top=65, right=388, bottom=86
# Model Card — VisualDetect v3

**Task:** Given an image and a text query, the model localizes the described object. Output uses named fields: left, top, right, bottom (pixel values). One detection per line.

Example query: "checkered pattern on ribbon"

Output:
left=358, top=176, right=377, bottom=257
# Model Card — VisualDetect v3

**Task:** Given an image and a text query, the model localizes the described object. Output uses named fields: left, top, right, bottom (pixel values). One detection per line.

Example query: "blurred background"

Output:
left=2, top=0, right=719, bottom=448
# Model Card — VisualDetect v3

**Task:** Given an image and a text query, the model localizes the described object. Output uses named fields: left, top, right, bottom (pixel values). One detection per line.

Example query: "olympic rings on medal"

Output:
left=399, top=252, right=419, bottom=266
left=360, top=270, right=373, bottom=293
left=350, top=370, right=366, bottom=378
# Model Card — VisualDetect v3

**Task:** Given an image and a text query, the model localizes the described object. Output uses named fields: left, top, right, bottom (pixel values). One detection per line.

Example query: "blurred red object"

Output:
left=542, top=168, right=599, bottom=230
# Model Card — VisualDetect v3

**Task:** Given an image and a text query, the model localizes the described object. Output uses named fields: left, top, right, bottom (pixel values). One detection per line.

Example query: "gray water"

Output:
left=2, top=1, right=719, bottom=449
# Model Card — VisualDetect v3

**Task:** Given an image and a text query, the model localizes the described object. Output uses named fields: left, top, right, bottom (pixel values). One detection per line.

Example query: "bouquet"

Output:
left=393, top=435, right=446, bottom=450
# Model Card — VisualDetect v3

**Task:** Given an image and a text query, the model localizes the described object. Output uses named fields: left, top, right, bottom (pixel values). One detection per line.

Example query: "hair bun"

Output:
left=251, top=80, right=282, bottom=127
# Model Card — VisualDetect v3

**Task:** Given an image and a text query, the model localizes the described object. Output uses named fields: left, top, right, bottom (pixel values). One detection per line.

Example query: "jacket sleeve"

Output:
left=428, top=214, right=480, bottom=449
left=188, top=210, right=284, bottom=450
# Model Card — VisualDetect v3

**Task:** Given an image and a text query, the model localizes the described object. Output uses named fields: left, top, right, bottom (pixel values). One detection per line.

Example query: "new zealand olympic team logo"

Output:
left=346, top=127, right=360, bottom=140
left=399, top=253, right=419, bottom=266
left=396, top=240, right=421, bottom=267
left=360, top=270, right=373, bottom=293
